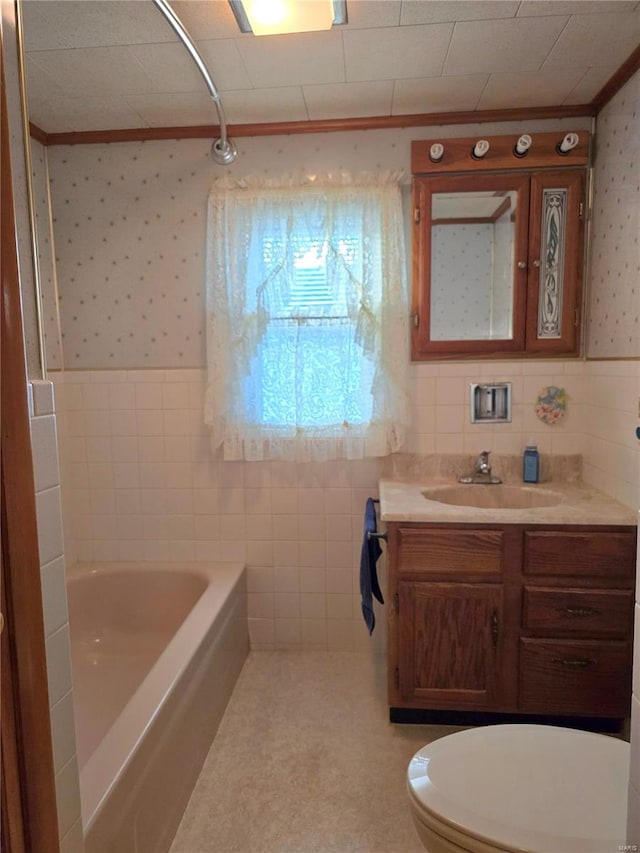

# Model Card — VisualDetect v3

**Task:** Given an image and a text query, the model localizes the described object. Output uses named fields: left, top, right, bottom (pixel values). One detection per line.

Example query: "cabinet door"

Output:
left=526, top=170, right=585, bottom=354
left=398, top=581, right=502, bottom=709
left=411, top=173, right=529, bottom=359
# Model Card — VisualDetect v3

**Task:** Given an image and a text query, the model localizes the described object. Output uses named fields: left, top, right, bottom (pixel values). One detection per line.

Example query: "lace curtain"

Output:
left=204, top=172, right=410, bottom=462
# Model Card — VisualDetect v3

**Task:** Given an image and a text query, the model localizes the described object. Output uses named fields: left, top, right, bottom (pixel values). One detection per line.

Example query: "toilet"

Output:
left=407, top=723, right=629, bottom=853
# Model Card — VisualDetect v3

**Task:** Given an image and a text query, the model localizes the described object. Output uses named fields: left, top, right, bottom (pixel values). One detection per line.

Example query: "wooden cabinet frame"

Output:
left=410, top=132, right=589, bottom=360
left=1, top=31, right=60, bottom=853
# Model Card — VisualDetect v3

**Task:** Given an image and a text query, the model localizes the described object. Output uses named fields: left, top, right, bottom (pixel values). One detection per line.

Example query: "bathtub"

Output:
left=66, top=561, right=248, bottom=853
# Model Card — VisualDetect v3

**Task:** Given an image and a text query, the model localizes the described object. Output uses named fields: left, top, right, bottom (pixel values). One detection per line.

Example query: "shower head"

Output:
left=212, top=137, right=238, bottom=165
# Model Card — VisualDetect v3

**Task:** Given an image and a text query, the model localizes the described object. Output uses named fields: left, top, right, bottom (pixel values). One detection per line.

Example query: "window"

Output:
left=205, top=173, right=409, bottom=462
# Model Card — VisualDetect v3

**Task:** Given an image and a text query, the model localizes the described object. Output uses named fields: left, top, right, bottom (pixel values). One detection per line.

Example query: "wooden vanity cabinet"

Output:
left=387, top=522, right=636, bottom=721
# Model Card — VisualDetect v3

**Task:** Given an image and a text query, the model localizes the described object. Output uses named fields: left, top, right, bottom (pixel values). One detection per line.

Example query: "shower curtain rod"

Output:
left=152, top=0, right=237, bottom=164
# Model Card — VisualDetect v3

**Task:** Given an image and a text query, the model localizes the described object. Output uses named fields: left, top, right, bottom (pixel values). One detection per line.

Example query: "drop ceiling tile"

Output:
left=542, top=11, right=640, bottom=68
left=215, top=87, right=309, bottom=123
left=392, top=73, right=488, bottom=114
left=23, top=1, right=175, bottom=51
left=563, top=66, right=619, bottom=103
left=343, top=1, right=402, bottom=28
left=27, top=47, right=156, bottom=98
left=197, top=40, right=254, bottom=90
left=171, top=0, right=245, bottom=40
left=401, top=1, right=519, bottom=26
left=477, top=68, right=586, bottom=109
left=25, top=59, right=65, bottom=102
left=443, top=15, right=569, bottom=75
left=344, top=23, right=453, bottom=82
left=303, top=81, right=394, bottom=119
left=236, top=31, right=345, bottom=88
left=128, top=39, right=252, bottom=95
left=27, top=96, right=149, bottom=133
left=22, top=2, right=71, bottom=52
left=124, top=92, right=219, bottom=127
left=127, top=43, right=205, bottom=94
left=518, top=1, right=638, bottom=16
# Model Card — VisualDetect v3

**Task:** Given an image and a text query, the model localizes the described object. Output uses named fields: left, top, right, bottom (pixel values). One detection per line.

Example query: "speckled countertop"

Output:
left=378, top=454, right=637, bottom=527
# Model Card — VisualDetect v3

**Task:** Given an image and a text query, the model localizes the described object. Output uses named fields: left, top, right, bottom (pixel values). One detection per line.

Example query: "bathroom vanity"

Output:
left=380, top=479, right=637, bottom=723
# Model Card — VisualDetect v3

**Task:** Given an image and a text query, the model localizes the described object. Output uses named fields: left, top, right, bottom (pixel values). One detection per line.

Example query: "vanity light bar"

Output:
left=411, top=131, right=590, bottom=174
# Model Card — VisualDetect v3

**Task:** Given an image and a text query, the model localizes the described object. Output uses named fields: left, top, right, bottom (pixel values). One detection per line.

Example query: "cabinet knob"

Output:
left=532, top=259, right=541, bottom=268
left=517, top=261, right=527, bottom=269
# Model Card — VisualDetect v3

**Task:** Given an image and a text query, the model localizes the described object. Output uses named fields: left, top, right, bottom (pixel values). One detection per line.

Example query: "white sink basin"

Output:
left=422, top=484, right=564, bottom=510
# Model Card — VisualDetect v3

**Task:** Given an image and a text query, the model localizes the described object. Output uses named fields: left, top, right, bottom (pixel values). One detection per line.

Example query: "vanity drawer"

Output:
left=396, top=527, right=503, bottom=577
left=522, top=587, right=633, bottom=638
left=519, top=638, right=631, bottom=716
left=523, top=530, right=636, bottom=579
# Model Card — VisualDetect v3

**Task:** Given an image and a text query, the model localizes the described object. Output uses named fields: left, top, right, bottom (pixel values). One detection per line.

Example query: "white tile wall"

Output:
left=29, top=380, right=83, bottom=851
left=583, top=361, right=640, bottom=510
left=51, top=358, right=586, bottom=652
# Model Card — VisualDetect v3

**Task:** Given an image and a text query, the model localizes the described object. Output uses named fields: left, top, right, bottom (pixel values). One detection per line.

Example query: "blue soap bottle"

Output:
left=523, top=444, right=539, bottom=483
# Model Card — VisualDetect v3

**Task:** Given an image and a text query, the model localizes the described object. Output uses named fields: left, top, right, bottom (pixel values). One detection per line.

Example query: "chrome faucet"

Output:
left=459, top=450, right=502, bottom=484
left=476, top=450, right=492, bottom=476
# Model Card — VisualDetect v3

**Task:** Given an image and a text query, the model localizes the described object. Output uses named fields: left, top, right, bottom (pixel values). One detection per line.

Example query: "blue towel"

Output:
left=360, top=498, right=385, bottom=635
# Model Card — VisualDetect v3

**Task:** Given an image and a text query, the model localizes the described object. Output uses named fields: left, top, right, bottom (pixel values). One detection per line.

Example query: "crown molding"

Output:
left=590, top=43, right=640, bottom=113
left=32, top=103, right=595, bottom=147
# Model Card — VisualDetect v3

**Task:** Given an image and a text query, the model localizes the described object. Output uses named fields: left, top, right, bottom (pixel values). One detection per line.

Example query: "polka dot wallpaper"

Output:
left=31, top=139, right=63, bottom=370
left=431, top=223, right=493, bottom=340
left=44, top=117, right=591, bottom=370
left=587, top=70, right=639, bottom=358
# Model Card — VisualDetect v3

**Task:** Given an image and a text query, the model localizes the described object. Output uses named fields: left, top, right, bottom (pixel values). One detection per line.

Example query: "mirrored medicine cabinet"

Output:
left=410, top=132, right=589, bottom=360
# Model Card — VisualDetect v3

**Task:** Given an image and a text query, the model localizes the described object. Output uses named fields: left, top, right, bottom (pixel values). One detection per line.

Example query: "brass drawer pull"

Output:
left=557, top=606, right=601, bottom=618
left=552, top=657, right=596, bottom=669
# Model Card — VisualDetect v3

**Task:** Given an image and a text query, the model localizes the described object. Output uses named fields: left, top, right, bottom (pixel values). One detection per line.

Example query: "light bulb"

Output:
left=558, top=132, right=579, bottom=154
left=515, top=134, right=532, bottom=156
left=429, top=143, right=444, bottom=163
left=472, top=139, right=490, bottom=159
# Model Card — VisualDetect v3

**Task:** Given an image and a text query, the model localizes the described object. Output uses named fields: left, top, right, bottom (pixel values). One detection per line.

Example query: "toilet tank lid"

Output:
left=407, top=723, right=629, bottom=853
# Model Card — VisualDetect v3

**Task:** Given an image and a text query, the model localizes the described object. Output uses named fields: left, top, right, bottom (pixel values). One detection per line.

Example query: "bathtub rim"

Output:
left=66, top=560, right=246, bottom=832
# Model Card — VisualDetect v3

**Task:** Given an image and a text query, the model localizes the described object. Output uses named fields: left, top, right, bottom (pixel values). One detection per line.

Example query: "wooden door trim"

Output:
left=1, top=34, right=60, bottom=853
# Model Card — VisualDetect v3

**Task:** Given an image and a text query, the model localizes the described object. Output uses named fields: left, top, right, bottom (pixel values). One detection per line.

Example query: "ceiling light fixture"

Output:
left=229, top=0, right=347, bottom=36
